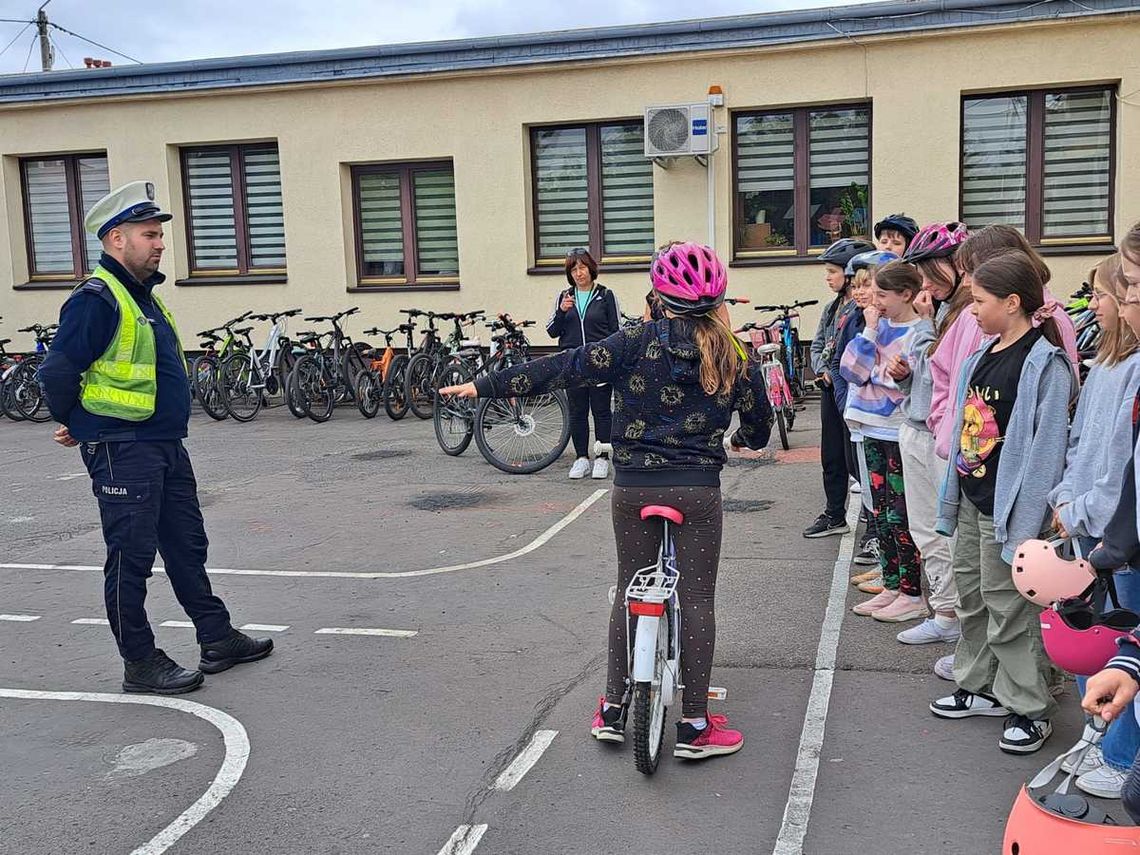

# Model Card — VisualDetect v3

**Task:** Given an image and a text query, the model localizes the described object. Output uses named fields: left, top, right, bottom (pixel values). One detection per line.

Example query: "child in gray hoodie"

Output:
left=928, top=250, right=1076, bottom=756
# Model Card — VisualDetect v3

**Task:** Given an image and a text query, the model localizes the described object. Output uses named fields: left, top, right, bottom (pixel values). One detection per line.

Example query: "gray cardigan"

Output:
left=897, top=316, right=937, bottom=432
left=935, top=335, right=1076, bottom=564
left=1048, top=352, right=1140, bottom=538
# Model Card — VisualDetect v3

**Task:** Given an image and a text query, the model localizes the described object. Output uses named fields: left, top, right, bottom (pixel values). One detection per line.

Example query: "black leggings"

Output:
left=606, top=485, right=722, bottom=717
left=567, top=383, right=612, bottom=458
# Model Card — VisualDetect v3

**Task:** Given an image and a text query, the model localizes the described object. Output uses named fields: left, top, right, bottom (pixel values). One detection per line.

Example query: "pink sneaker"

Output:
left=852, top=588, right=898, bottom=616
left=872, top=593, right=929, bottom=623
left=590, top=697, right=625, bottom=743
left=673, top=714, right=744, bottom=759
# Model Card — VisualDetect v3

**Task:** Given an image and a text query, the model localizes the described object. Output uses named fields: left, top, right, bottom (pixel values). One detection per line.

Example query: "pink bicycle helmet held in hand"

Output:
left=1040, top=576, right=1140, bottom=677
left=902, top=221, right=970, bottom=264
left=651, top=242, right=728, bottom=316
left=1012, top=538, right=1096, bottom=607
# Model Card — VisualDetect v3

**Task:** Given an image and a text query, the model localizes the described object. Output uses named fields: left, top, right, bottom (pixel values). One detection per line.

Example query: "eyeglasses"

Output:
left=566, top=247, right=590, bottom=258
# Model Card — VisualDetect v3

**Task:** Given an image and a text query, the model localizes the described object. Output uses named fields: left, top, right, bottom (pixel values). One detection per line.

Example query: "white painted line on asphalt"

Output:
left=72, top=617, right=110, bottom=625
left=0, top=687, right=250, bottom=855
left=159, top=620, right=196, bottom=629
left=55, top=473, right=86, bottom=481
left=313, top=627, right=418, bottom=638
left=437, top=824, right=488, bottom=855
left=772, top=500, right=861, bottom=855
left=0, top=488, right=609, bottom=580
left=239, top=623, right=289, bottom=632
left=7, top=516, right=35, bottom=523
left=0, top=613, right=41, bottom=622
left=492, top=729, right=557, bottom=792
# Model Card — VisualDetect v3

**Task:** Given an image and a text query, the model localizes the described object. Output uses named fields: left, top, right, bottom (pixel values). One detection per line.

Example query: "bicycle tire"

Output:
left=9, top=360, right=50, bottom=422
left=776, top=408, right=789, bottom=450
left=433, top=361, right=475, bottom=455
left=291, top=354, right=335, bottom=423
left=284, top=366, right=307, bottom=419
left=195, top=355, right=229, bottom=421
left=355, top=368, right=382, bottom=419
left=219, top=352, right=263, bottom=423
left=1, top=367, right=26, bottom=421
left=630, top=614, right=669, bottom=776
left=342, top=345, right=368, bottom=399
left=405, top=353, right=435, bottom=420
left=384, top=354, right=410, bottom=420
left=473, top=390, right=571, bottom=475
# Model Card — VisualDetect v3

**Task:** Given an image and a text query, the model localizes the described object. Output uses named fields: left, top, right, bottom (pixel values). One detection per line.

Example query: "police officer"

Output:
left=39, top=181, right=273, bottom=695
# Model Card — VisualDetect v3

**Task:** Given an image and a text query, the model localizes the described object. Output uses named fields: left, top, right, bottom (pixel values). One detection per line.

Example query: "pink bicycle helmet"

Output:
left=902, top=222, right=970, bottom=264
left=1012, top=539, right=1096, bottom=607
left=1040, top=580, right=1139, bottom=677
left=651, top=242, right=728, bottom=316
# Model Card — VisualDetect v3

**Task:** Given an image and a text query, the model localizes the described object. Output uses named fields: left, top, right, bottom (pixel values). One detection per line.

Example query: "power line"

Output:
left=49, top=31, right=70, bottom=68
left=21, top=31, right=37, bottom=72
left=47, top=21, right=142, bottom=64
left=0, top=21, right=33, bottom=60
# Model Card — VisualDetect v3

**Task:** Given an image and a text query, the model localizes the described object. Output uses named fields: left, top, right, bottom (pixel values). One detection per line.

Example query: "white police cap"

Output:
left=84, top=180, right=172, bottom=239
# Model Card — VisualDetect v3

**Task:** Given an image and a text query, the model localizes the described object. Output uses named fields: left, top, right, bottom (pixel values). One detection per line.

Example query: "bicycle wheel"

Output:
left=384, top=354, right=410, bottom=420
left=355, top=368, right=383, bottom=419
left=630, top=612, right=670, bottom=776
left=473, top=390, right=571, bottom=475
left=285, top=368, right=307, bottom=419
left=343, top=344, right=368, bottom=398
left=405, top=353, right=434, bottom=420
left=291, top=354, right=335, bottom=423
left=9, top=360, right=50, bottom=422
left=1, top=366, right=25, bottom=421
left=219, top=353, right=263, bottom=422
left=433, top=361, right=474, bottom=455
left=775, top=408, right=789, bottom=450
left=195, top=355, right=229, bottom=421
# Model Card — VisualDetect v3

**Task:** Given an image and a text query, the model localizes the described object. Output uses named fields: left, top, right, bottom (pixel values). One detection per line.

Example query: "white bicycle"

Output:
left=619, top=504, right=725, bottom=774
left=218, top=308, right=302, bottom=422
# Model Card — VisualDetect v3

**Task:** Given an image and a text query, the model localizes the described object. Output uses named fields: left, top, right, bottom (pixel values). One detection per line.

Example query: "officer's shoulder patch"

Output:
left=71, top=278, right=118, bottom=310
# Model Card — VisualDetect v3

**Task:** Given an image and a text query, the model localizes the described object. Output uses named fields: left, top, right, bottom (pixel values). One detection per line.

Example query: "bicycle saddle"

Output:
left=640, top=505, right=684, bottom=525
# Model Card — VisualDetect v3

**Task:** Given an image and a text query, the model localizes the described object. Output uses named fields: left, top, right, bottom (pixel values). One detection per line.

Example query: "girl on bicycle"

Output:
left=1050, top=253, right=1140, bottom=798
left=929, top=250, right=1076, bottom=755
left=546, top=248, right=620, bottom=480
left=441, top=242, right=772, bottom=760
left=840, top=260, right=927, bottom=623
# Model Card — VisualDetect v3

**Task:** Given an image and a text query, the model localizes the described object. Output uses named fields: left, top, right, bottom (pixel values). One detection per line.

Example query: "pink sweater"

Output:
left=929, top=288, right=1079, bottom=460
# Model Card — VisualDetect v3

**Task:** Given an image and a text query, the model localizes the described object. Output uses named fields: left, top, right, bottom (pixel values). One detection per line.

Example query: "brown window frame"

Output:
left=529, top=119, right=653, bottom=268
left=349, top=160, right=459, bottom=289
left=959, top=85, right=1117, bottom=246
left=180, top=143, right=286, bottom=276
left=20, top=152, right=108, bottom=280
left=731, top=102, right=872, bottom=260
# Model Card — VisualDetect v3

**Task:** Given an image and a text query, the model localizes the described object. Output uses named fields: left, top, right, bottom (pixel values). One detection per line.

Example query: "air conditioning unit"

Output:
left=644, top=103, right=718, bottom=157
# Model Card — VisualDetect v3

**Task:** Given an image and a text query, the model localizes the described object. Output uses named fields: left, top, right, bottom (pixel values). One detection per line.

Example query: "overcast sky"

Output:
left=0, top=0, right=866, bottom=75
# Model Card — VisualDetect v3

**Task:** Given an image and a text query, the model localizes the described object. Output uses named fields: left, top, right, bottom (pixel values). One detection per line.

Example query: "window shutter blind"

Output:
left=1042, top=90, right=1111, bottom=238
left=185, top=150, right=238, bottom=269
left=736, top=114, right=794, bottom=193
left=243, top=146, right=286, bottom=268
left=77, top=156, right=109, bottom=272
left=534, top=127, right=589, bottom=260
left=358, top=172, right=405, bottom=278
left=24, top=159, right=74, bottom=274
left=600, top=122, right=653, bottom=257
left=413, top=169, right=459, bottom=276
left=962, top=96, right=1028, bottom=229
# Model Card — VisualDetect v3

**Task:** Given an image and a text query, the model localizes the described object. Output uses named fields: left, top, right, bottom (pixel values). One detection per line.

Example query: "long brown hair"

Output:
left=1091, top=254, right=1139, bottom=366
left=919, top=257, right=970, bottom=357
left=1122, top=220, right=1140, bottom=267
left=971, top=250, right=1063, bottom=348
left=691, top=314, right=745, bottom=396
left=957, top=224, right=1052, bottom=285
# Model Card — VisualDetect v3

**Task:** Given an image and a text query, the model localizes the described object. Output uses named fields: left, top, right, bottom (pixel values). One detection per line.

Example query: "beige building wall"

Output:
left=1, top=14, right=1138, bottom=349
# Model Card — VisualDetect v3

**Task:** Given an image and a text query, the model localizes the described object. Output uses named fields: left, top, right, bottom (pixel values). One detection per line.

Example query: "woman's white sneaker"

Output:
left=1076, top=762, right=1128, bottom=798
left=568, top=457, right=591, bottom=479
left=897, top=617, right=961, bottom=645
left=592, top=457, right=610, bottom=479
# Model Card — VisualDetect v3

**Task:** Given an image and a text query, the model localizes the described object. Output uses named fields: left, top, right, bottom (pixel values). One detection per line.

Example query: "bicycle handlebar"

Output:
left=723, top=297, right=751, bottom=305
left=754, top=299, right=818, bottom=312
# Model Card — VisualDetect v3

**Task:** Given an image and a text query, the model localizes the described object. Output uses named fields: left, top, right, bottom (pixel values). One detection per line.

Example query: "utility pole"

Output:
left=36, top=1, right=53, bottom=72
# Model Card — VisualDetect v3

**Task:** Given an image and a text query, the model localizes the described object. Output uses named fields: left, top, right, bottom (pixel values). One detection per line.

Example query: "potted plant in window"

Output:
left=838, top=183, right=868, bottom=238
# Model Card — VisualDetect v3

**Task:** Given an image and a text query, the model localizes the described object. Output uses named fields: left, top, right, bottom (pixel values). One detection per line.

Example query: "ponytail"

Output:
left=690, top=314, right=745, bottom=396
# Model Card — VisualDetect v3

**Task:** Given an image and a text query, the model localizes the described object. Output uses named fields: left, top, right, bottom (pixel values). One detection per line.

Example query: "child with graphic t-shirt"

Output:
left=930, top=250, right=1075, bottom=756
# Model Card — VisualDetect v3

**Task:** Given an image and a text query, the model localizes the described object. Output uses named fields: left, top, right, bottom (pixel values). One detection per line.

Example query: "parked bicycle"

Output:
left=752, top=300, right=816, bottom=399
left=355, top=326, right=399, bottom=419
left=1, top=323, right=56, bottom=422
left=401, top=309, right=447, bottom=420
left=218, top=308, right=302, bottom=422
left=288, top=307, right=362, bottom=422
left=737, top=321, right=793, bottom=450
left=191, top=310, right=254, bottom=421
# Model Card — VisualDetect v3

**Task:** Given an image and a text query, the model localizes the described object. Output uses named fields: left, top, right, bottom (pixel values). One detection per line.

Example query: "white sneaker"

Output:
left=591, top=457, right=610, bottom=479
left=933, top=654, right=955, bottom=681
left=1076, top=761, right=1128, bottom=799
left=1063, top=741, right=1104, bottom=776
left=897, top=617, right=961, bottom=645
left=568, top=457, right=591, bottom=479
left=849, top=477, right=862, bottom=495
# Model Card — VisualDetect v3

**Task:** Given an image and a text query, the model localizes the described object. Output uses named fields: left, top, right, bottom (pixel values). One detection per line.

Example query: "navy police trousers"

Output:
left=79, top=440, right=230, bottom=661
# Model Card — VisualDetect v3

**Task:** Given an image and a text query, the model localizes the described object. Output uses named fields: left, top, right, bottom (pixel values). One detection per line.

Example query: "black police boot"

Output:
left=123, top=649, right=204, bottom=695
left=199, top=628, right=274, bottom=674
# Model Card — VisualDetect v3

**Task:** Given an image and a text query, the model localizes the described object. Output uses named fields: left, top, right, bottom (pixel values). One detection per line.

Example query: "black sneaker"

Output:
left=123, top=649, right=204, bottom=695
left=1000, top=714, right=1052, bottom=754
left=803, top=513, right=850, bottom=539
left=199, top=629, right=274, bottom=674
left=929, top=688, right=1008, bottom=719
left=590, top=697, right=626, bottom=743
left=853, top=536, right=880, bottom=566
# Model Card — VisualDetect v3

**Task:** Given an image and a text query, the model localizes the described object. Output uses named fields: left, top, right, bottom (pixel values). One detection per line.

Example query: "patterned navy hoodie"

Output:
left=474, top=318, right=773, bottom=487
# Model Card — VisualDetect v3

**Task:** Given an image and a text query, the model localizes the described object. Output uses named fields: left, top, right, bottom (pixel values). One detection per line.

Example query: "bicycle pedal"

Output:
left=707, top=687, right=727, bottom=700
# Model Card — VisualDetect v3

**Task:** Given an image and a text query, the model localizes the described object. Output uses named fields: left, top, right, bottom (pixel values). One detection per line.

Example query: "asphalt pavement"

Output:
left=0, top=398, right=1118, bottom=854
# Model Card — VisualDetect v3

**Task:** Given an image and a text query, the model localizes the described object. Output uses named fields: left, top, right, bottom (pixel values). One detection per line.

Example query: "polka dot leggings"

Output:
left=606, top=484, right=722, bottom=718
